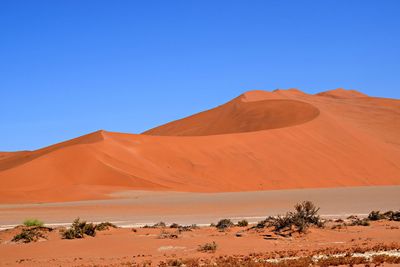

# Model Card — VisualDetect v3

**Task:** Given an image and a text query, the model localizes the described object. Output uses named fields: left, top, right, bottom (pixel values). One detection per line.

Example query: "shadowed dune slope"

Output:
left=0, top=88, right=400, bottom=203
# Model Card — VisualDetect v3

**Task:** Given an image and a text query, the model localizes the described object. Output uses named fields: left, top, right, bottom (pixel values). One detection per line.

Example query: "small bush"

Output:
left=368, top=211, right=385, bottom=221
left=348, top=216, right=370, bottom=226
left=13, top=229, right=44, bottom=243
left=152, top=221, right=166, bottom=228
left=170, top=223, right=180, bottom=228
left=177, top=224, right=198, bottom=233
left=12, top=227, right=52, bottom=243
left=96, top=222, right=117, bottom=231
left=391, top=211, right=400, bottom=221
left=384, top=210, right=400, bottom=221
left=237, top=220, right=248, bottom=227
left=268, top=201, right=323, bottom=234
left=215, top=219, right=234, bottom=230
left=198, top=241, right=217, bottom=253
left=61, top=218, right=96, bottom=239
left=23, top=219, right=44, bottom=227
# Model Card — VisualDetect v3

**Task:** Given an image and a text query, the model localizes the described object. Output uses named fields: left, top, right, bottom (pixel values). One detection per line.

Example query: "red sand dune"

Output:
left=1, top=88, right=400, bottom=203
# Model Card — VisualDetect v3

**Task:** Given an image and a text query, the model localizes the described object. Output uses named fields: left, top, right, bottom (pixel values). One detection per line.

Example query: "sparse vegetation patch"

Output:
left=367, top=210, right=400, bottom=221
left=12, top=226, right=52, bottom=243
left=198, top=241, right=217, bottom=253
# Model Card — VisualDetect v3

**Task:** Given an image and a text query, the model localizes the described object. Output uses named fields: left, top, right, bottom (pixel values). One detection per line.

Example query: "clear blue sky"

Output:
left=1, top=0, right=399, bottom=151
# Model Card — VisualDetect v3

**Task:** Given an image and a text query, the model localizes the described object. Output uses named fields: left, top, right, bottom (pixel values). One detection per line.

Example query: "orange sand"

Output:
left=0, top=89, right=399, bottom=203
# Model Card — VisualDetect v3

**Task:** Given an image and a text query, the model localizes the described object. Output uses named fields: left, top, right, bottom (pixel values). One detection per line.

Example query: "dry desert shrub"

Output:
left=237, top=219, right=249, bottom=227
left=357, top=209, right=400, bottom=224
left=142, top=221, right=167, bottom=228
left=383, top=210, right=400, bottom=221
left=12, top=226, right=52, bottom=243
left=177, top=224, right=198, bottom=233
left=158, top=229, right=179, bottom=239
left=169, top=223, right=180, bottom=228
left=215, top=219, right=234, bottom=231
left=265, top=201, right=323, bottom=234
left=168, top=223, right=198, bottom=232
left=347, top=215, right=370, bottom=226
left=368, top=210, right=385, bottom=221
left=61, top=218, right=96, bottom=239
left=153, top=221, right=166, bottom=228
left=96, top=221, right=117, bottom=231
left=198, top=241, right=217, bottom=253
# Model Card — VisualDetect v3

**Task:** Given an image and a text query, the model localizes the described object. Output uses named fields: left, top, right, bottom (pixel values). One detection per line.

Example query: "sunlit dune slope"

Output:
left=0, top=88, right=399, bottom=203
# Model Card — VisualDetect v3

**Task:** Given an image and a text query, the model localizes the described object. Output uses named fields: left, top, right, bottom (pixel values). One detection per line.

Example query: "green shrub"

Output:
left=198, top=241, right=217, bottom=252
left=23, top=219, right=44, bottom=227
left=237, top=220, right=248, bottom=227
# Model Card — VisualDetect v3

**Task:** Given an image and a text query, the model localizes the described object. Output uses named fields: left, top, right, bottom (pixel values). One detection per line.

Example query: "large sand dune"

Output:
left=1, top=89, right=399, bottom=203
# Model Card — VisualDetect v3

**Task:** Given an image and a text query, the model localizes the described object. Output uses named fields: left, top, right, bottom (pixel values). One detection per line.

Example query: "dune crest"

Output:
left=0, top=89, right=399, bottom=203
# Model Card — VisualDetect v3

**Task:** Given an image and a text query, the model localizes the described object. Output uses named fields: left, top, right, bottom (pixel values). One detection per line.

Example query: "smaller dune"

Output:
left=0, top=131, right=105, bottom=172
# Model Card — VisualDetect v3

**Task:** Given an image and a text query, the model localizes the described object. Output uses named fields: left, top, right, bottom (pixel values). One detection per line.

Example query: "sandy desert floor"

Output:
left=0, top=186, right=400, bottom=266
left=0, top=215, right=399, bottom=266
